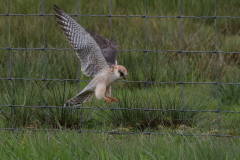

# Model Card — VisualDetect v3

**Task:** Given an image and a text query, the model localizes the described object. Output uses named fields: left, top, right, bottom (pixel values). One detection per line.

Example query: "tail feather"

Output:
left=63, top=90, right=94, bottom=107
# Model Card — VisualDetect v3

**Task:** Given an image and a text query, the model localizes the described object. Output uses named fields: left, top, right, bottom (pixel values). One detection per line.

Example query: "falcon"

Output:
left=53, top=4, right=127, bottom=107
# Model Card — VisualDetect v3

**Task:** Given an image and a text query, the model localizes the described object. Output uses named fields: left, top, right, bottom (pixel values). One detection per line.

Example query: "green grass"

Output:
left=1, top=0, right=240, bottom=158
left=1, top=130, right=240, bottom=160
left=0, top=0, right=239, bottom=130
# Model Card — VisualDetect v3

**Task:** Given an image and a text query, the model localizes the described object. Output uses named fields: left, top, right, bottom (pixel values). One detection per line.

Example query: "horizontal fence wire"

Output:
left=0, top=0, right=240, bottom=141
left=1, top=48, right=240, bottom=54
left=1, top=13, right=240, bottom=19
left=1, top=105, right=240, bottom=114
left=1, top=77, right=240, bottom=85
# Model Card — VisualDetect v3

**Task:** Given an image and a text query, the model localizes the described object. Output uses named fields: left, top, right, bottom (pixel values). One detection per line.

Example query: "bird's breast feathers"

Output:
left=92, top=68, right=118, bottom=86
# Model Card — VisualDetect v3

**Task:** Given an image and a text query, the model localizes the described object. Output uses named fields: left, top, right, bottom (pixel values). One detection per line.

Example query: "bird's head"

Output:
left=114, top=65, right=127, bottom=80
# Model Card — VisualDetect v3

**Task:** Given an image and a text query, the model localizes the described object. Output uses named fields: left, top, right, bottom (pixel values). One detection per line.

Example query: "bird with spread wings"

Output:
left=53, top=4, right=127, bottom=107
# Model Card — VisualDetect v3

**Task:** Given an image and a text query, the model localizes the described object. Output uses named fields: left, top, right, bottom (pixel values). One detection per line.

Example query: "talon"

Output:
left=104, top=97, right=112, bottom=103
left=108, top=97, right=119, bottom=103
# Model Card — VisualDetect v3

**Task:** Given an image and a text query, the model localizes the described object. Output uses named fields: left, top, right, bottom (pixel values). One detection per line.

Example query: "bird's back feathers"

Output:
left=85, top=29, right=118, bottom=67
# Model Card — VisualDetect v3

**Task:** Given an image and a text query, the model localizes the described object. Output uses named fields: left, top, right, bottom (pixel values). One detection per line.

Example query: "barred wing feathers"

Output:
left=53, top=4, right=109, bottom=77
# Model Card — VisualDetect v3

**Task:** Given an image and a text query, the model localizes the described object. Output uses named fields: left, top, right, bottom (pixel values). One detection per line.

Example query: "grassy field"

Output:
left=1, top=130, right=240, bottom=160
left=1, top=0, right=240, bottom=159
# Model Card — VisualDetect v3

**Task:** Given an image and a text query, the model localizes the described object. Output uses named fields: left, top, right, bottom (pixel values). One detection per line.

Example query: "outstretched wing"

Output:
left=53, top=4, right=109, bottom=77
left=86, top=30, right=118, bottom=67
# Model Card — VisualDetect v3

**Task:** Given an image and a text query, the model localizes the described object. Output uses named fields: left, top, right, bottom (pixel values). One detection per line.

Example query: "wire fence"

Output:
left=1, top=0, right=240, bottom=141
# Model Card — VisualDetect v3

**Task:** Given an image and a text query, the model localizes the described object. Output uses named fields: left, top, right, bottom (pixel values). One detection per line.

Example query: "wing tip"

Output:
left=53, top=4, right=64, bottom=16
left=53, top=4, right=58, bottom=9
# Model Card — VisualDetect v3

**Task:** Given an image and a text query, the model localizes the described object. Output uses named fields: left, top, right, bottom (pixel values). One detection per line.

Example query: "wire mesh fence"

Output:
left=1, top=0, right=240, bottom=141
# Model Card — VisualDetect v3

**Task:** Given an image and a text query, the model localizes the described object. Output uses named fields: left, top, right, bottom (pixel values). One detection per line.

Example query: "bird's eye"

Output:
left=120, top=71, right=124, bottom=77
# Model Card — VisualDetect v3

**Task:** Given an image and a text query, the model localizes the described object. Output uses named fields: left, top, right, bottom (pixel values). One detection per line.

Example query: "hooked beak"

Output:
left=123, top=75, right=127, bottom=80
